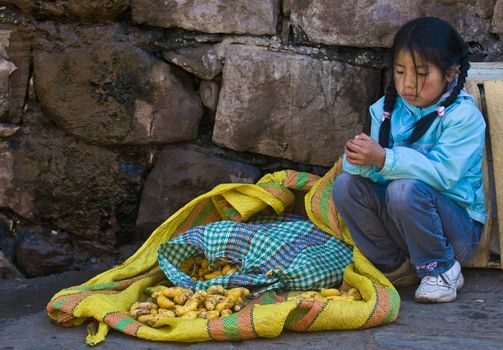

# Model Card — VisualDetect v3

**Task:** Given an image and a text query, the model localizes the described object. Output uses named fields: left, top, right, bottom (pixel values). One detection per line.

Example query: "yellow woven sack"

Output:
left=47, top=159, right=400, bottom=345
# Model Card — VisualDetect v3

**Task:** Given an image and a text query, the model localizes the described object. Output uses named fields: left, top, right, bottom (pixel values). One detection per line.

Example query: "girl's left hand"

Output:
left=344, top=133, right=386, bottom=168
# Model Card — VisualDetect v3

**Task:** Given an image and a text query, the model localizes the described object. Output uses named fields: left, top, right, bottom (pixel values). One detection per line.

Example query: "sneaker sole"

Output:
left=415, top=273, right=464, bottom=304
left=415, top=290, right=457, bottom=303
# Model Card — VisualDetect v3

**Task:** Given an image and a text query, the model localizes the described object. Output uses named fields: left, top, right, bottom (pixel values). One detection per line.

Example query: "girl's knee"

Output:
left=332, top=172, right=360, bottom=204
left=386, top=179, right=425, bottom=210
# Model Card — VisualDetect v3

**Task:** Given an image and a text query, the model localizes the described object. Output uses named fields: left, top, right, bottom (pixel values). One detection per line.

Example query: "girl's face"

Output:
left=394, top=49, right=455, bottom=108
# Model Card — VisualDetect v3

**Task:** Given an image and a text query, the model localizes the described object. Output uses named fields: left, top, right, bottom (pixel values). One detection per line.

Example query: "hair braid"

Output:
left=379, top=81, right=398, bottom=148
left=442, top=48, right=470, bottom=107
left=407, top=47, right=470, bottom=144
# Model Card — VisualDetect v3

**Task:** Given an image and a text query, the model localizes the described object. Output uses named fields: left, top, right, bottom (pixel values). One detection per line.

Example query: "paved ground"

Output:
left=0, top=268, right=502, bottom=350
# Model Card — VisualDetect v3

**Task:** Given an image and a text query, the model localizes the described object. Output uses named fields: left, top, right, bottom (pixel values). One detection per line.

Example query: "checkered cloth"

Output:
left=158, top=214, right=353, bottom=295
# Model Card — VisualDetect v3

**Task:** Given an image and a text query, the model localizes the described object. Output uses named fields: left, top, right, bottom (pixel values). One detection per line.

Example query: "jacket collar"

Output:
left=400, top=95, right=443, bottom=119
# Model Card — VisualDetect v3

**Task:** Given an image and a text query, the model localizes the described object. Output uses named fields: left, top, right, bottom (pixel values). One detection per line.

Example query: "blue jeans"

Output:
left=332, top=173, right=483, bottom=278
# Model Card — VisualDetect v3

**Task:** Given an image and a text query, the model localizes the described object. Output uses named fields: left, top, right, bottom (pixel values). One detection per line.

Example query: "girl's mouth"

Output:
left=402, top=94, right=416, bottom=100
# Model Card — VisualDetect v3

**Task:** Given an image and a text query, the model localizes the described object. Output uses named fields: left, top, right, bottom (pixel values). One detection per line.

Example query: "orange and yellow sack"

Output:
left=47, top=159, right=400, bottom=345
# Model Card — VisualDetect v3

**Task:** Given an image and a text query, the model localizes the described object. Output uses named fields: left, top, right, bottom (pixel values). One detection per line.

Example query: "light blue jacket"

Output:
left=343, top=92, right=487, bottom=224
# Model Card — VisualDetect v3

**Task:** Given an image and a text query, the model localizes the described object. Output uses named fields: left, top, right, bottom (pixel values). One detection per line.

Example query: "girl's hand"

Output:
left=344, top=133, right=386, bottom=168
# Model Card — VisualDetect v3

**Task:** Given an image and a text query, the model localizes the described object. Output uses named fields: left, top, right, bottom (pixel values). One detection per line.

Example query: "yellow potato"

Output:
left=162, top=286, right=185, bottom=298
left=215, top=297, right=235, bottom=312
left=181, top=311, right=198, bottom=319
left=347, top=288, right=362, bottom=301
left=207, top=285, right=225, bottom=295
left=204, top=271, right=222, bottom=280
left=156, top=295, right=175, bottom=309
left=221, top=264, right=232, bottom=275
left=174, top=290, right=193, bottom=305
left=320, top=288, right=341, bottom=297
left=205, top=295, right=225, bottom=310
left=206, top=310, right=220, bottom=320
left=220, top=309, right=233, bottom=317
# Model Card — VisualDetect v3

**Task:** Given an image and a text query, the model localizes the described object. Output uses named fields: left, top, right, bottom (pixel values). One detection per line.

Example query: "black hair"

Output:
left=378, top=17, right=470, bottom=148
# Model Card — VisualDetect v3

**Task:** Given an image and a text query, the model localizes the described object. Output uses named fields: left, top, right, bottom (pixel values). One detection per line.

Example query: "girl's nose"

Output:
left=403, top=72, right=416, bottom=89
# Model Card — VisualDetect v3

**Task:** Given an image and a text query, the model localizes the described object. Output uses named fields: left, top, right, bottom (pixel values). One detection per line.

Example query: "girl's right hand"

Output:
left=344, top=133, right=385, bottom=168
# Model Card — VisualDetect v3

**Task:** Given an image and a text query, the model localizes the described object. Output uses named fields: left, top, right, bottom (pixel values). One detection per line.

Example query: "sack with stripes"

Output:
left=47, top=159, right=400, bottom=345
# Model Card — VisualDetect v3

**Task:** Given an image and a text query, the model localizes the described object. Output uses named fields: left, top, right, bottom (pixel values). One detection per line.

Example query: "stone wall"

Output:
left=0, top=0, right=502, bottom=278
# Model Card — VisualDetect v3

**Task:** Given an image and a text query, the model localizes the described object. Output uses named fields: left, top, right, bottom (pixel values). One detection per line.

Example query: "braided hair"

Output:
left=378, top=17, right=470, bottom=148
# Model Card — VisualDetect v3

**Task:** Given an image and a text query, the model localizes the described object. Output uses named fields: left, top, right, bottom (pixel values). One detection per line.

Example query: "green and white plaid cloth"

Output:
left=158, top=214, right=353, bottom=295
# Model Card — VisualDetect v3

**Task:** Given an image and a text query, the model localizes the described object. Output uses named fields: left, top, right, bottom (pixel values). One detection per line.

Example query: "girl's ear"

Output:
left=446, top=65, right=458, bottom=83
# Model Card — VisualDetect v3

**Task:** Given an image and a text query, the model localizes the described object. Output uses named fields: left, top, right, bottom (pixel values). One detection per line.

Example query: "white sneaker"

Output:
left=415, top=261, right=464, bottom=303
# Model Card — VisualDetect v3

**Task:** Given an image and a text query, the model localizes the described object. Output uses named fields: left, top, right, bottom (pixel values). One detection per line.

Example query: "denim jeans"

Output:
left=332, top=173, right=483, bottom=278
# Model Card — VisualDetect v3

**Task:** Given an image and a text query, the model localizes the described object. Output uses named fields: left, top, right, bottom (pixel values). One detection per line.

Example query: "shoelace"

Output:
left=423, top=273, right=452, bottom=287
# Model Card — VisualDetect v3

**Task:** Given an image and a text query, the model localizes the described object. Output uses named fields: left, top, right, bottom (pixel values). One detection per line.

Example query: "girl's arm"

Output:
left=378, top=103, right=485, bottom=191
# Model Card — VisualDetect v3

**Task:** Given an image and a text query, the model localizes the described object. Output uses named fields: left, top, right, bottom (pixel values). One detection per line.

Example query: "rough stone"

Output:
left=162, top=45, right=223, bottom=80
left=476, top=0, right=496, bottom=18
left=286, top=0, right=420, bottom=47
left=0, top=141, right=18, bottom=216
left=486, top=40, right=503, bottom=60
left=71, top=238, right=119, bottom=264
left=418, top=1, right=491, bottom=44
left=0, top=123, right=19, bottom=137
left=280, top=17, right=291, bottom=45
left=2, top=0, right=129, bottom=23
left=131, top=0, right=280, bottom=35
left=286, top=0, right=494, bottom=48
left=0, top=213, right=15, bottom=261
left=33, top=24, right=203, bottom=145
left=199, top=79, right=220, bottom=124
left=15, top=227, right=75, bottom=277
left=0, top=112, right=148, bottom=245
left=6, top=29, right=31, bottom=121
left=0, top=250, right=23, bottom=280
left=491, top=0, right=503, bottom=37
left=212, top=45, right=381, bottom=166
left=0, top=57, right=17, bottom=118
left=0, top=21, right=32, bottom=121
left=135, top=146, right=261, bottom=237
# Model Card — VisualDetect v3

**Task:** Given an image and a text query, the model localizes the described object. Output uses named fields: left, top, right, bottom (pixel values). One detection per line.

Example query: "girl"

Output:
left=332, top=17, right=486, bottom=303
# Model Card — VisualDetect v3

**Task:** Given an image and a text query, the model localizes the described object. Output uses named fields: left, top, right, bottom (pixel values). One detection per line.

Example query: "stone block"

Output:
left=33, top=25, right=203, bottom=145
left=2, top=0, right=129, bottom=22
left=136, top=146, right=261, bottom=236
left=212, top=45, right=381, bottom=166
left=287, top=0, right=420, bottom=47
left=132, top=0, right=279, bottom=35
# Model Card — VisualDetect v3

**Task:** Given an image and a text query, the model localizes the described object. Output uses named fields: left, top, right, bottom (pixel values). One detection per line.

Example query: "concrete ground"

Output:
left=0, top=268, right=502, bottom=350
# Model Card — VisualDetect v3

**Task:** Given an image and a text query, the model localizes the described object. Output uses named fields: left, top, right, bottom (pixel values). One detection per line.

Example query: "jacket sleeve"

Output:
left=378, top=103, right=486, bottom=191
left=342, top=97, right=388, bottom=184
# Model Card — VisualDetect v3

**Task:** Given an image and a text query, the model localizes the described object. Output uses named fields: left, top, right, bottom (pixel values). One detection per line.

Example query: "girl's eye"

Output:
left=395, top=71, right=404, bottom=75
left=417, top=72, right=429, bottom=77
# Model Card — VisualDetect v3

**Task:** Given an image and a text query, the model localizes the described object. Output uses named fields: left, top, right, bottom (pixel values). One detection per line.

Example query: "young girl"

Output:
left=332, top=17, right=486, bottom=303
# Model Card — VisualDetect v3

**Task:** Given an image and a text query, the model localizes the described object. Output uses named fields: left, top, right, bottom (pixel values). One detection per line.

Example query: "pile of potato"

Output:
left=179, top=256, right=241, bottom=281
left=129, top=254, right=363, bottom=328
left=129, top=285, right=250, bottom=327
left=289, top=287, right=362, bottom=302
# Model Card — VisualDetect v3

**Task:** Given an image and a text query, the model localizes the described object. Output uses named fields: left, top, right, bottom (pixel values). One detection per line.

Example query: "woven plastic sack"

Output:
left=157, top=214, right=353, bottom=294
left=47, top=159, right=400, bottom=345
